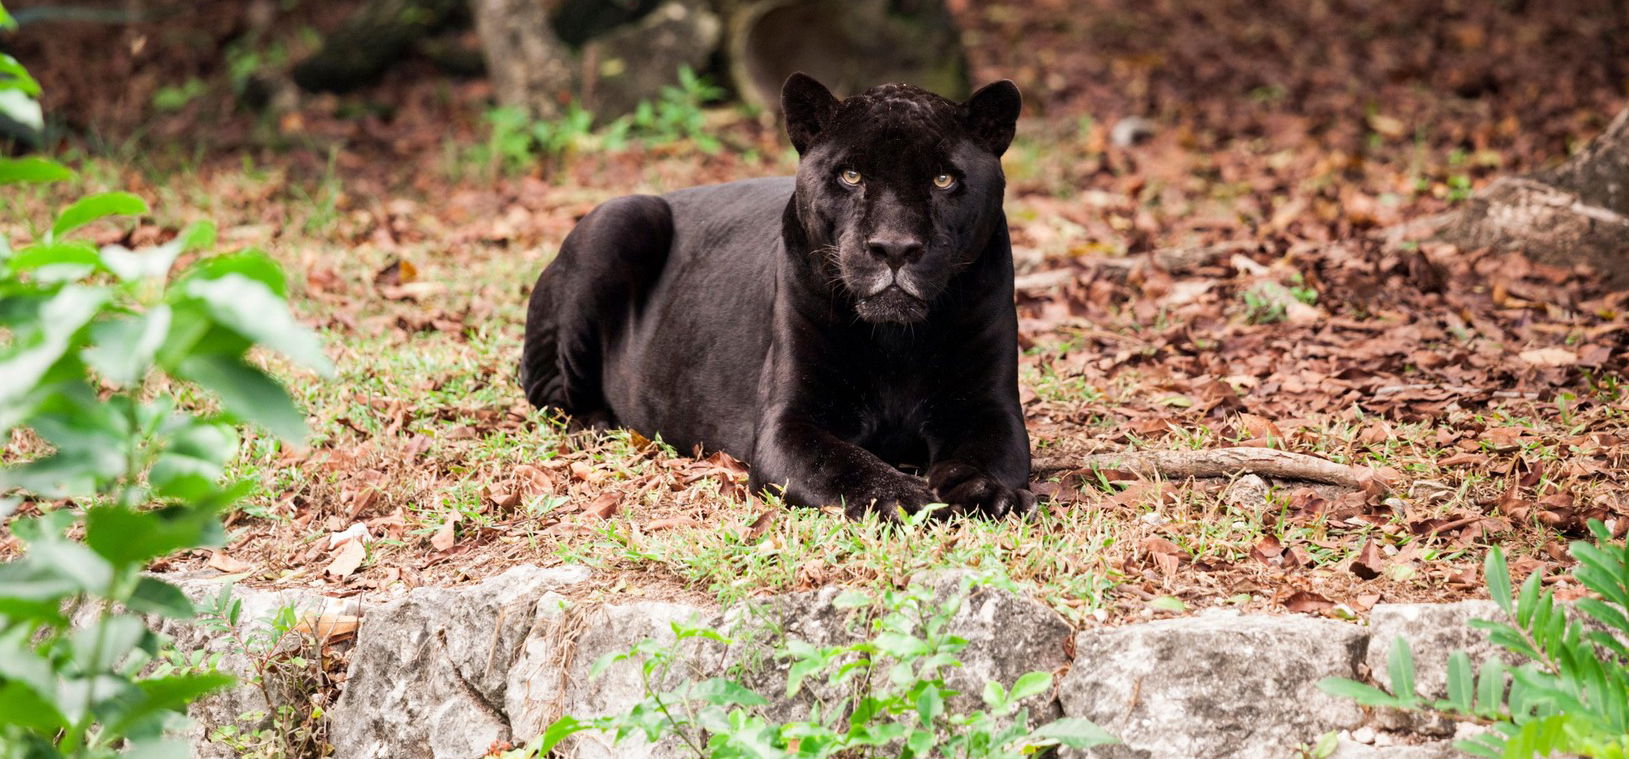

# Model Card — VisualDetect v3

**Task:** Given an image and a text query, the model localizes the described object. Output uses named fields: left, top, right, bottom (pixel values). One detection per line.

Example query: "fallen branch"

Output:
left=1032, top=447, right=1364, bottom=489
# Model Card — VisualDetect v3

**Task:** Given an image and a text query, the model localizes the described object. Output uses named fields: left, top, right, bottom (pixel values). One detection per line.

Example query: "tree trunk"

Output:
left=469, top=0, right=576, bottom=118
left=1443, top=106, right=1629, bottom=287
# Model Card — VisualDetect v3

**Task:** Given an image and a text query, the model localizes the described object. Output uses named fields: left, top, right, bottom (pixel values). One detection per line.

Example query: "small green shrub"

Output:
left=462, top=65, right=726, bottom=178
left=1318, top=521, right=1629, bottom=759
left=186, top=595, right=329, bottom=759
left=522, top=576, right=1117, bottom=758
left=1, top=17, right=330, bottom=750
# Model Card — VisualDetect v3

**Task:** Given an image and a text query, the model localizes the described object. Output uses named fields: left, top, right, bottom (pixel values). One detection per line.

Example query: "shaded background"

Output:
left=5, top=0, right=1626, bottom=175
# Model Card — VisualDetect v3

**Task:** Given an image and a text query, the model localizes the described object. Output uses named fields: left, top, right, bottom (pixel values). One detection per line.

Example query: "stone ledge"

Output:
left=161, top=566, right=1502, bottom=759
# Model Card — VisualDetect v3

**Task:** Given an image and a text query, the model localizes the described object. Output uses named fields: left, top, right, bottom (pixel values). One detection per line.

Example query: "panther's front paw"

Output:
left=926, top=462, right=1035, bottom=518
left=847, top=473, right=937, bottom=520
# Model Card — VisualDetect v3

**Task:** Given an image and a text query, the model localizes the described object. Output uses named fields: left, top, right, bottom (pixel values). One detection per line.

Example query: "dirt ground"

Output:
left=2, top=0, right=1627, bottom=626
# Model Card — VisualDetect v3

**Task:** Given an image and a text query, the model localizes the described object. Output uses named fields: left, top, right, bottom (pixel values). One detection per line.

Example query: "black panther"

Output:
left=520, top=73, right=1032, bottom=517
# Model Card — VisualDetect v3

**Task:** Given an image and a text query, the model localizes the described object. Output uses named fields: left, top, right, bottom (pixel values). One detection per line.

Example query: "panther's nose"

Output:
left=866, top=236, right=924, bottom=270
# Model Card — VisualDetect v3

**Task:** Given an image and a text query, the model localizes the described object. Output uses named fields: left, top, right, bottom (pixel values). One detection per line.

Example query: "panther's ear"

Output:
left=964, top=80, right=1022, bottom=156
left=782, top=73, right=839, bottom=154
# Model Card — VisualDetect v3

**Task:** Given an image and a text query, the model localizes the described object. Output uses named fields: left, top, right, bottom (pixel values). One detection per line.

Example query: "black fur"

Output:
left=521, top=75, right=1032, bottom=518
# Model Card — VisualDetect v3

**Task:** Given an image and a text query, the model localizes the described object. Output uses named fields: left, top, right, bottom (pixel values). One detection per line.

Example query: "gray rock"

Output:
left=920, top=572, right=1075, bottom=720
left=714, top=573, right=1075, bottom=726
left=329, top=565, right=592, bottom=759
left=1363, top=602, right=1514, bottom=736
left=145, top=573, right=358, bottom=759
left=505, top=595, right=715, bottom=759
left=1058, top=611, right=1368, bottom=759
left=1330, top=735, right=1466, bottom=758
left=1365, top=602, right=1510, bottom=700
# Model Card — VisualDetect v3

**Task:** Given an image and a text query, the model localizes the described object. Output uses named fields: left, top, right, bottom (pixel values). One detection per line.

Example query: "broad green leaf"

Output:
left=101, top=673, right=235, bottom=741
left=0, top=286, right=109, bottom=407
left=1388, top=637, right=1417, bottom=703
left=982, top=680, right=1007, bottom=709
left=1516, top=571, right=1542, bottom=628
left=1446, top=651, right=1474, bottom=713
left=0, top=557, right=80, bottom=620
left=0, top=156, right=72, bottom=184
left=177, top=249, right=286, bottom=296
left=0, top=88, right=41, bottom=131
left=52, top=191, right=148, bottom=238
left=0, top=53, right=40, bottom=94
left=70, top=614, right=148, bottom=672
left=84, top=305, right=172, bottom=387
left=0, top=634, right=58, bottom=703
left=181, top=273, right=332, bottom=373
left=85, top=503, right=228, bottom=566
left=174, top=353, right=309, bottom=442
left=127, top=576, right=196, bottom=618
left=1317, top=676, right=1403, bottom=707
left=27, top=539, right=114, bottom=592
left=0, top=680, right=69, bottom=731
left=1008, top=671, right=1053, bottom=703
left=1475, top=658, right=1506, bottom=717
left=101, top=221, right=215, bottom=281
left=907, top=727, right=936, bottom=755
left=688, top=678, right=769, bottom=707
left=536, top=716, right=591, bottom=755
left=915, top=685, right=944, bottom=724
left=7, top=239, right=102, bottom=280
left=1486, top=548, right=1513, bottom=617
left=0, top=450, right=108, bottom=497
left=1029, top=717, right=1119, bottom=748
left=149, top=420, right=236, bottom=500
left=833, top=589, right=872, bottom=609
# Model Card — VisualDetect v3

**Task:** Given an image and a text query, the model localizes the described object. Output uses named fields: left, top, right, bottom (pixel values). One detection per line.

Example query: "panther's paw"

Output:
left=926, top=462, right=1035, bottom=518
left=847, top=473, right=937, bottom=520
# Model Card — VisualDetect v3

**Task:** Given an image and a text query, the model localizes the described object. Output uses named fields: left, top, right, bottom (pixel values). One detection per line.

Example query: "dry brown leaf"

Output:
left=208, top=551, right=251, bottom=574
left=1237, top=413, right=1283, bottom=441
left=514, top=464, right=554, bottom=496
left=325, top=540, right=366, bottom=578
left=430, top=513, right=460, bottom=552
left=297, top=613, right=360, bottom=642
left=647, top=517, right=701, bottom=531
left=1283, top=590, right=1335, bottom=614
left=585, top=492, right=620, bottom=519
left=1351, top=540, right=1386, bottom=580
left=746, top=509, right=777, bottom=540
left=1518, top=348, right=1577, bottom=367
left=1250, top=535, right=1284, bottom=566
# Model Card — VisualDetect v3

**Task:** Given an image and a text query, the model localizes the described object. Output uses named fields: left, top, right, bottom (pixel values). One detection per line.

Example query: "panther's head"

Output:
left=782, top=74, right=1021, bottom=325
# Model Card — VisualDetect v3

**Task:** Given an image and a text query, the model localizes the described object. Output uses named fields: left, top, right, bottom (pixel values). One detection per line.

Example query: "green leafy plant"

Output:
left=183, top=595, right=330, bottom=759
left=522, top=576, right=1116, bottom=758
left=1318, top=521, right=1629, bottom=759
left=462, top=65, right=727, bottom=178
left=0, top=24, right=330, bottom=752
left=0, top=4, right=44, bottom=134
left=619, top=65, right=725, bottom=153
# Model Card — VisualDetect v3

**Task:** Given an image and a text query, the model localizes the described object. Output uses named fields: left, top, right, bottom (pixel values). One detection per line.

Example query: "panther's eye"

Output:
left=932, top=173, right=956, bottom=189
left=839, top=169, right=863, bottom=186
